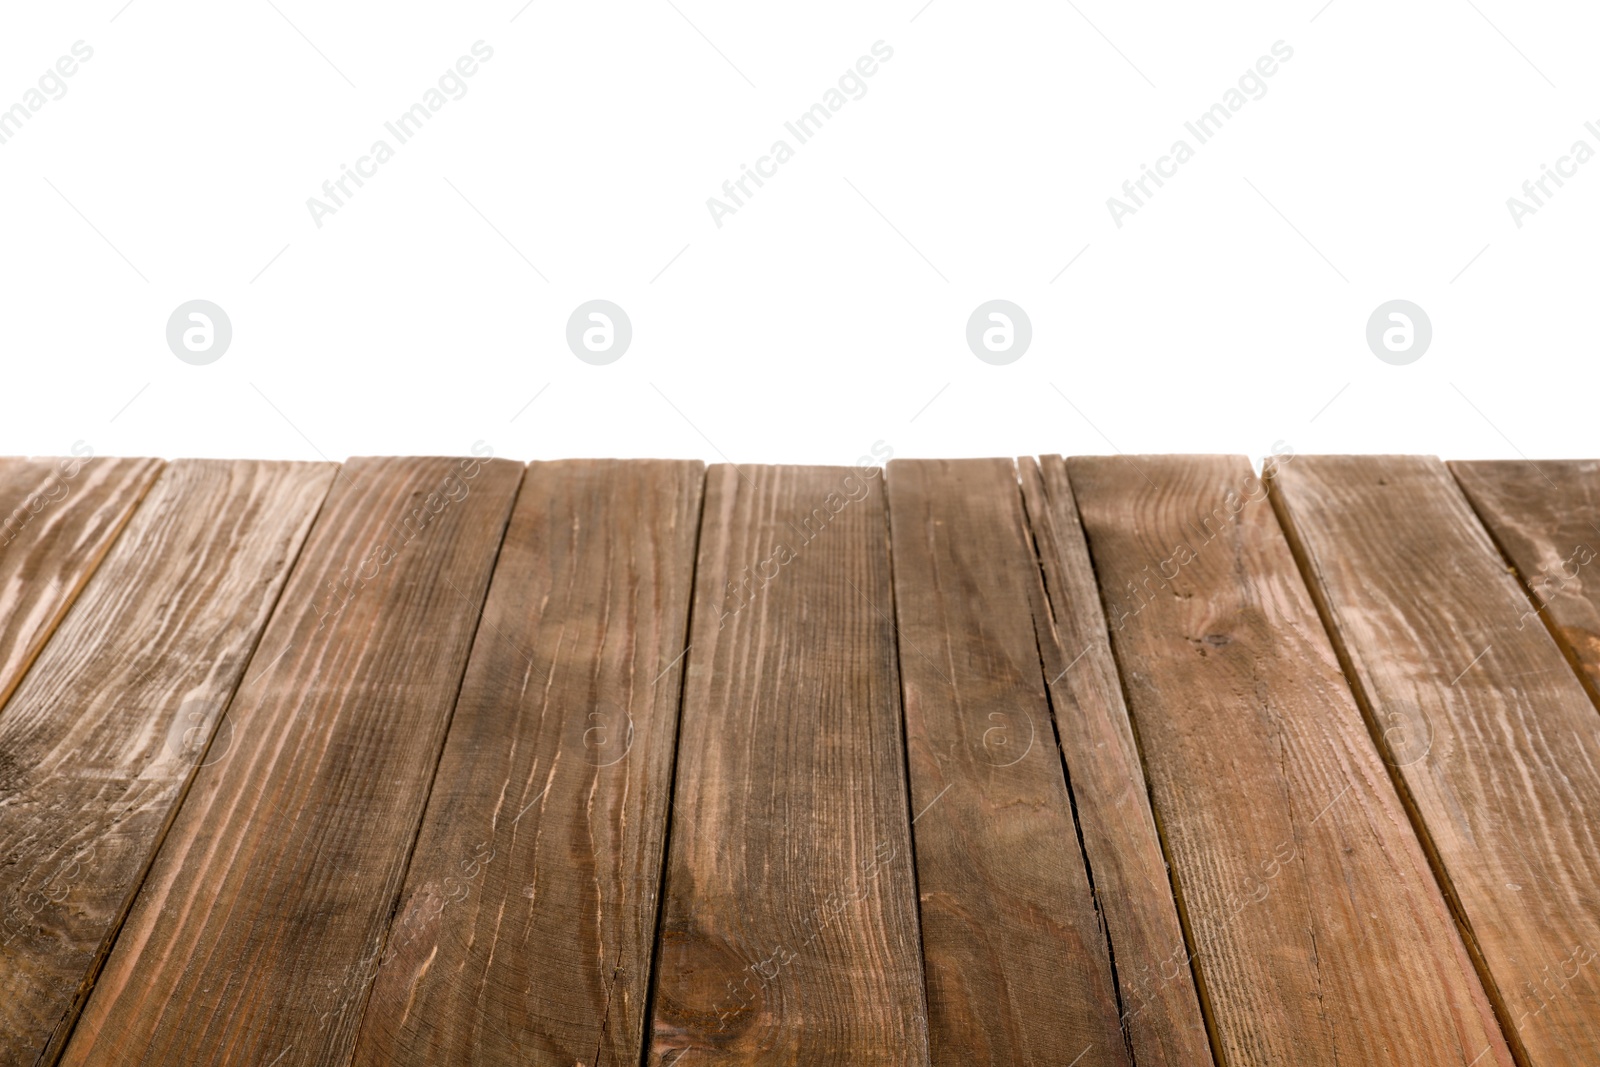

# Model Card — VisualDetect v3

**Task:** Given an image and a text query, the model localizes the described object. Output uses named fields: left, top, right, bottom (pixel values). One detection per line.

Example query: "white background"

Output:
left=2, top=0, right=1595, bottom=467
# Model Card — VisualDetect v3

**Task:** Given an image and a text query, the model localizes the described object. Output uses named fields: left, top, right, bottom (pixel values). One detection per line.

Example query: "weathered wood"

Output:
left=1019, top=455, right=1215, bottom=1067
left=349, top=459, right=703, bottom=1066
left=19, top=448, right=1600, bottom=1063
left=1271, top=454, right=1600, bottom=1066
left=647, top=464, right=929, bottom=1066
left=884, top=458, right=1129, bottom=1067
left=1451, top=460, right=1600, bottom=707
left=1071, top=454, right=1511, bottom=1067
left=0, top=455, right=162, bottom=715
left=58, top=456, right=523, bottom=1067
left=0, top=460, right=334, bottom=1066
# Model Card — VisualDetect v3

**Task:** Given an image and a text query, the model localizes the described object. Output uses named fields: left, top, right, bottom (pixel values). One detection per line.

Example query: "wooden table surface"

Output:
left=1, top=454, right=1596, bottom=1067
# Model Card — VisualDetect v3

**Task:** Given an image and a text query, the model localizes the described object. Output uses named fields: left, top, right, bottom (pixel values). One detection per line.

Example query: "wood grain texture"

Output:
left=1019, top=456, right=1215, bottom=1067
left=0, top=455, right=163, bottom=715
left=1071, top=454, right=1511, bottom=1067
left=647, top=465, right=929, bottom=1066
left=1451, top=460, right=1600, bottom=707
left=58, top=455, right=523, bottom=1067
left=0, top=459, right=334, bottom=1067
left=885, top=458, right=1129, bottom=1067
left=349, top=459, right=704, bottom=1067
left=1270, top=455, right=1600, bottom=1066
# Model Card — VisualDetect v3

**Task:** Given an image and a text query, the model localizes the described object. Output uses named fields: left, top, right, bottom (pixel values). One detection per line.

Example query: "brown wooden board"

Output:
left=885, top=458, right=1129, bottom=1067
left=1451, top=460, right=1600, bottom=707
left=0, top=459, right=334, bottom=1065
left=647, top=464, right=929, bottom=1065
left=1270, top=455, right=1600, bottom=1066
left=1070, top=454, right=1511, bottom=1067
left=349, top=459, right=704, bottom=1066
left=1019, top=456, right=1216, bottom=1067
left=57, top=456, right=523, bottom=1067
left=0, top=455, right=162, bottom=715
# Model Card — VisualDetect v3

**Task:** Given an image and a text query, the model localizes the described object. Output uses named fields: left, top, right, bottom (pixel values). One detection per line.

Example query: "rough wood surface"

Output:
left=0, top=460, right=334, bottom=1066
left=350, top=459, right=704, bottom=1067
left=57, top=456, right=523, bottom=1067
left=647, top=464, right=929, bottom=1066
left=1019, top=455, right=1215, bottom=1067
left=1451, top=460, right=1600, bottom=707
left=20, top=450, right=1600, bottom=1065
left=885, top=458, right=1129, bottom=1067
left=1271, top=455, right=1600, bottom=1066
left=0, top=455, right=162, bottom=715
left=1071, top=454, right=1511, bottom=1067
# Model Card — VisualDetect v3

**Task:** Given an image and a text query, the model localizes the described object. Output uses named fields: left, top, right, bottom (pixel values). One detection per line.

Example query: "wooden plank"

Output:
left=58, top=456, right=523, bottom=1067
left=1270, top=455, right=1600, bottom=1066
left=0, top=459, right=334, bottom=1065
left=647, top=464, right=928, bottom=1065
left=884, top=458, right=1129, bottom=1067
left=348, top=459, right=703, bottom=1066
left=0, top=455, right=163, bottom=714
left=1070, top=454, right=1511, bottom=1067
left=1019, top=455, right=1215, bottom=1067
left=1451, top=460, right=1600, bottom=706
